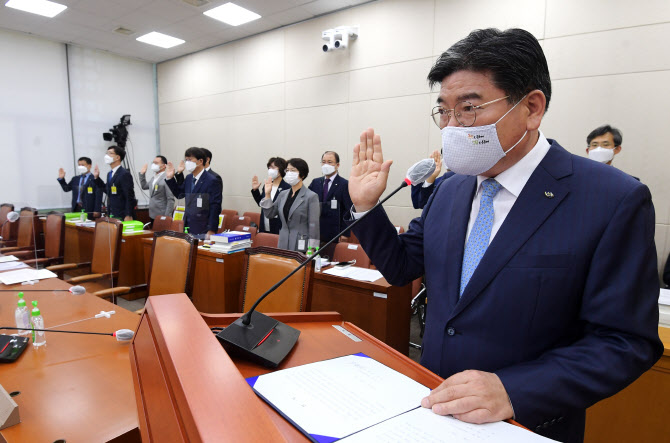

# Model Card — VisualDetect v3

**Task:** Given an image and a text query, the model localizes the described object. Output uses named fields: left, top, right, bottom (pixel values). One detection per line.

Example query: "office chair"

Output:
left=152, top=215, right=173, bottom=232
left=0, top=207, right=38, bottom=252
left=47, top=217, right=123, bottom=301
left=239, top=246, right=313, bottom=313
left=14, top=212, right=65, bottom=268
left=0, top=203, right=18, bottom=245
left=332, top=242, right=372, bottom=268
left=220, top=209, right=239, bottom=231
left=253, top=233, right=279, bottom=248
left=93, top=230, right=198, bottom=305
left=232, top=215, right=251, bottom=227
left=242, top=211, right=261, bottom=227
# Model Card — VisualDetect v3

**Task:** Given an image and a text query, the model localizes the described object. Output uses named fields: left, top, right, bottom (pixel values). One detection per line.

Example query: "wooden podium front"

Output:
left=129, top=293, right=446, bottom=442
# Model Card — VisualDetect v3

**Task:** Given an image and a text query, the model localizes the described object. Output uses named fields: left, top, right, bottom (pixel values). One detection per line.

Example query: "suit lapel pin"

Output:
left=544, top=191, right=554, bottom=198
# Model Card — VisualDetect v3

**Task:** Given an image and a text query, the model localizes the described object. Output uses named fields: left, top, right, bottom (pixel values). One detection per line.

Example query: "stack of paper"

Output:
left=247, top=354, right=556, bottom=442
left=323, top=266, right=383, bottom=282
left=0, top=269, right=58, bottom=285
left=0, top=262, right=29, bottom=272
left=0, top=255, right=19, bottom=263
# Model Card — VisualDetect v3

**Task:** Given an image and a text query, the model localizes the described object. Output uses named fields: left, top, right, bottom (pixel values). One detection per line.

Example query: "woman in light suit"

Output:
left=260, top=158, right=320, bottom=252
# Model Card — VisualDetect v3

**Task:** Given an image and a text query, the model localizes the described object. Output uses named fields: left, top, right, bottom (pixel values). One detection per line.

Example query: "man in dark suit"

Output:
left=410, top=149, right=455, bottom=209
left=165, top=147, right=222, bottom=238
left=347, top=29, right=662, bottom=443
left=57, top=156, right=102, bottom=214
left=174, top=147, right=223, bottom=189
left=308, top=151, right=352, bottom=254
left=94, top=146, right=136, bottom=220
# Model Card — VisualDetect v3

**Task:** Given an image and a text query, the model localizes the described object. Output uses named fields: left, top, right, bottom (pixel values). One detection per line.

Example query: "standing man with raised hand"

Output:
left=57, top=156, right=101, bottom=214
left=308, top=151, right=352, bottom=254
left=346, top=28, right=661, bottom=443
left=94, top=146, right=135, bottom=221
left=139, top=155, right=175, bottom=227
left=165, top=147, right=222, bottom=239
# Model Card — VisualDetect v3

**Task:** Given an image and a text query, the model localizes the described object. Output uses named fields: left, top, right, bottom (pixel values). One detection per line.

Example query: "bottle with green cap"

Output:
left=30, top=300, right=46, bottom=346
left=80, top=209, right=86, bottom=222
left=14, top=292, right=30, bottom=336
left=314, top=247, right=321, bottom=272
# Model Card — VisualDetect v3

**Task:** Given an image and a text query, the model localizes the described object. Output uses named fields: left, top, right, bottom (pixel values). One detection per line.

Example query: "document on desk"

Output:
left=659, top=288, right=670, bottom=306
left=322, top=266, right=383, bottom=282
left=247, top=354, right=556, bottom=442
left=0, top=261, right=29, bottom=272
left=0, top=269, right=58, bottom=285
left=0, top=255, right=19, bottom=263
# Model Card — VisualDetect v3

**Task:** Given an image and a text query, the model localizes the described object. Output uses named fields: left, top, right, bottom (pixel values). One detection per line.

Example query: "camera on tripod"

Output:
left=102, top=114, right=131, bottom=148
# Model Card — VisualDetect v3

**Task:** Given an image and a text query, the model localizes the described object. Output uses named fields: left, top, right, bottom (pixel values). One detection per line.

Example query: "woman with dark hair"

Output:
left=260, top=158, right=319, bottom=251
left=251, top=157, right=291, bottom=233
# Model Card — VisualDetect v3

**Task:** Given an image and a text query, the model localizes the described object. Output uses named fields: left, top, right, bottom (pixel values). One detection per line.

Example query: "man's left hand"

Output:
left=421, top=370, right=514, bottom=424
left=206, top=230, right=215, bottom=240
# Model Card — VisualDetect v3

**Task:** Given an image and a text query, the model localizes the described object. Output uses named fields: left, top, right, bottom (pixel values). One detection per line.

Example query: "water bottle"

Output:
left=31, top=300, right=46, bottom=347
left=80, top=209, right=86, bottom=221
left=306, top=247, right=313, bottom=261
left=314, top=247, right=322, bottom=272
left=14, top=292, right=30, bottom=336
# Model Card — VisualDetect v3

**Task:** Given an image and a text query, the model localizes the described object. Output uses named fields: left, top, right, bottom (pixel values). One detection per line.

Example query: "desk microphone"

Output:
left=0, top=327, right=134, bottom=341
left=0, top=211, right=19, bottom=240
left=216, top=158, right=436, bottom=367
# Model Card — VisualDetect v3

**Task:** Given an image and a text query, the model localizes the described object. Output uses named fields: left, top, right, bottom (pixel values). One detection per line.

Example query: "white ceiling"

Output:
left=0, top=0, right=372, bottom=63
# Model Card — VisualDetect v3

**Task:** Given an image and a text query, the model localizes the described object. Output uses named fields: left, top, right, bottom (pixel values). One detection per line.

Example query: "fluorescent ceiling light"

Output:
left=136, top=32, right=185, bottom=49
left=204, top=2, right=261, bottom=26
left=5, top=0, right=67, bottom=18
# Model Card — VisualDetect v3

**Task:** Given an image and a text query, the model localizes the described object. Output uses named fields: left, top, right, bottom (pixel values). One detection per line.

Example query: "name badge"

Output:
left=154, top=184, right=158, bottom=192
left=197, top=196, right=203, bottom=208
left=297, top=239, right=306, bottom=251
left=331, top=199, right=337, bottom=210
left=111, top=185, right=117, bottom=195
left=87, top=186, right=93, bottom=194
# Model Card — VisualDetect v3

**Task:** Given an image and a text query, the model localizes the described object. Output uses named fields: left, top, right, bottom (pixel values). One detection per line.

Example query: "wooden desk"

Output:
left=64, top=224, right=152, bottom=300
left=311, top=270, right=412, bottom=355
left=0, top=278, right=140, bottom=442
left=585, top=326, right=670, bottom=442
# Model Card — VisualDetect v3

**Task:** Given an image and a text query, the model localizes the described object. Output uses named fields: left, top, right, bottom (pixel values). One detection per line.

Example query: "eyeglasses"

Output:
left=431, top=96, right=509, bottom=129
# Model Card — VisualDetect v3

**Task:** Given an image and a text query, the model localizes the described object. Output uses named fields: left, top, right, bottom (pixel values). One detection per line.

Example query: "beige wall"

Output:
left=157, top=0, right=670, bottom=277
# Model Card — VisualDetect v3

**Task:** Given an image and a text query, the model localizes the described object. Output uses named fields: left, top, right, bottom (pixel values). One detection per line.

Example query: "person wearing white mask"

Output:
left=251, top=157, right=290, bottom=234
left=165, top=147, right=222, bottom=239
left=345, top=28, right=660, bottom=443
left=57, top=156, right=102, bottom=214
left=307, top=151, right=352, bottom=256
left=260, top=158, right=319, bottom=252
left=93, top=146, right=135, bottom=221
left=139, top=155, right=175, bottom=226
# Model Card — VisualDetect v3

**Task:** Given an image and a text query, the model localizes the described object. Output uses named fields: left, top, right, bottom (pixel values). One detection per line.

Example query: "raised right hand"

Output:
left=93, top=165, right=99, bottom=179
left=349, top=128, right=393, bottom=212
left=264, top=177, right=272, bottom=197
left=140, top=163, right=148, bottom=174
left=252, top=175, right=260, bottom=190
left=166, top=162, right=175, bottom=180
left=177, top=160, right=185, bottom=173
left=58, top=167, right=66, bottom=179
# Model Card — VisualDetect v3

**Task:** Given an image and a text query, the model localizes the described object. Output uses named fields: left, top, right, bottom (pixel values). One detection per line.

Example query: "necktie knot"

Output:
left=481, top=178, right=502, bottom=199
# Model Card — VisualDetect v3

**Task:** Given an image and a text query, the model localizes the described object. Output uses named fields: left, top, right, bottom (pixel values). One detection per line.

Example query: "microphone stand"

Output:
left=217, top=179, right=410, bottom=368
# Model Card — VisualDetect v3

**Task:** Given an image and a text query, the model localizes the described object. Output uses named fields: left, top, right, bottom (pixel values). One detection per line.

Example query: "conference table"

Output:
left=0, top=276, right=140, bottom=442
left=140, top=238, right=413, bottom=354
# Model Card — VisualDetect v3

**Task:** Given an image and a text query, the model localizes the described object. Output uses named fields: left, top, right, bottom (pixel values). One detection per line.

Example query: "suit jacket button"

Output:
left=535, top=425, right=542, bottom=432
left=551, top=419, right=556, bottom=425
left=543, top=422, right=549, bottom=428
left=447, top=327, right=455, bottom=336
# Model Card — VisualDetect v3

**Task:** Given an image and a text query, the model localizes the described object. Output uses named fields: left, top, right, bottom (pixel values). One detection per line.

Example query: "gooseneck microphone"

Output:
left=216, top=158, right=436, bottom=367
left=1, top=327, right=134, bottom=341
left=0, top=211, right=19, bottom=240
left=0, top=285, right=86, bottom=294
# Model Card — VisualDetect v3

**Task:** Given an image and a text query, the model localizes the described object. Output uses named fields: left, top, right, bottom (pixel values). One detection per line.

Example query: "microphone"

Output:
left=0, top=327, right=134, bottom=341
left=216, top=157, right=434, bottom=367
left=0, top=285, right=85, bottom=294
left=0, top=211, right=19, bottom=240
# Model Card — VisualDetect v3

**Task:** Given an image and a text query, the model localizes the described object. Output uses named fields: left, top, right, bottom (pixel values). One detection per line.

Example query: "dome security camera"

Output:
left=322, top=26, right=358, bottom=52
left=322, top=29, right=335, bottom=52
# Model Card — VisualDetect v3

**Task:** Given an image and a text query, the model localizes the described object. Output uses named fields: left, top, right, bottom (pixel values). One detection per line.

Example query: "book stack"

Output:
left=210, top=231, right=252, bottom=254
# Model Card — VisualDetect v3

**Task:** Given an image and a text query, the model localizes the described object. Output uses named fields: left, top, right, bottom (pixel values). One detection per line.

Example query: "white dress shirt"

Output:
left=324, top=172, right=338, bottom=193
left=152, top=171, right=165, bottom=188
left=465, top=132, right=551, bottom=245
left=193, top=169, right=204, bottom=186
left=110, top=164, right=121, bottom=178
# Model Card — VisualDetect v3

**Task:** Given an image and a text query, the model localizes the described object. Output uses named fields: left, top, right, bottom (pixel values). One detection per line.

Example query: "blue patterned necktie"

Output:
left=460, top=178, right=503, bottom=297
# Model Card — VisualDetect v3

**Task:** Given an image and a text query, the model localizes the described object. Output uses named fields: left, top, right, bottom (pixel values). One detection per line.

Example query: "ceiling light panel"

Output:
left=136, top=31, right=185, bottom=48
left=5, top=0, right=67, bottom=18
left=203, top=2, right=261, bottom=26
